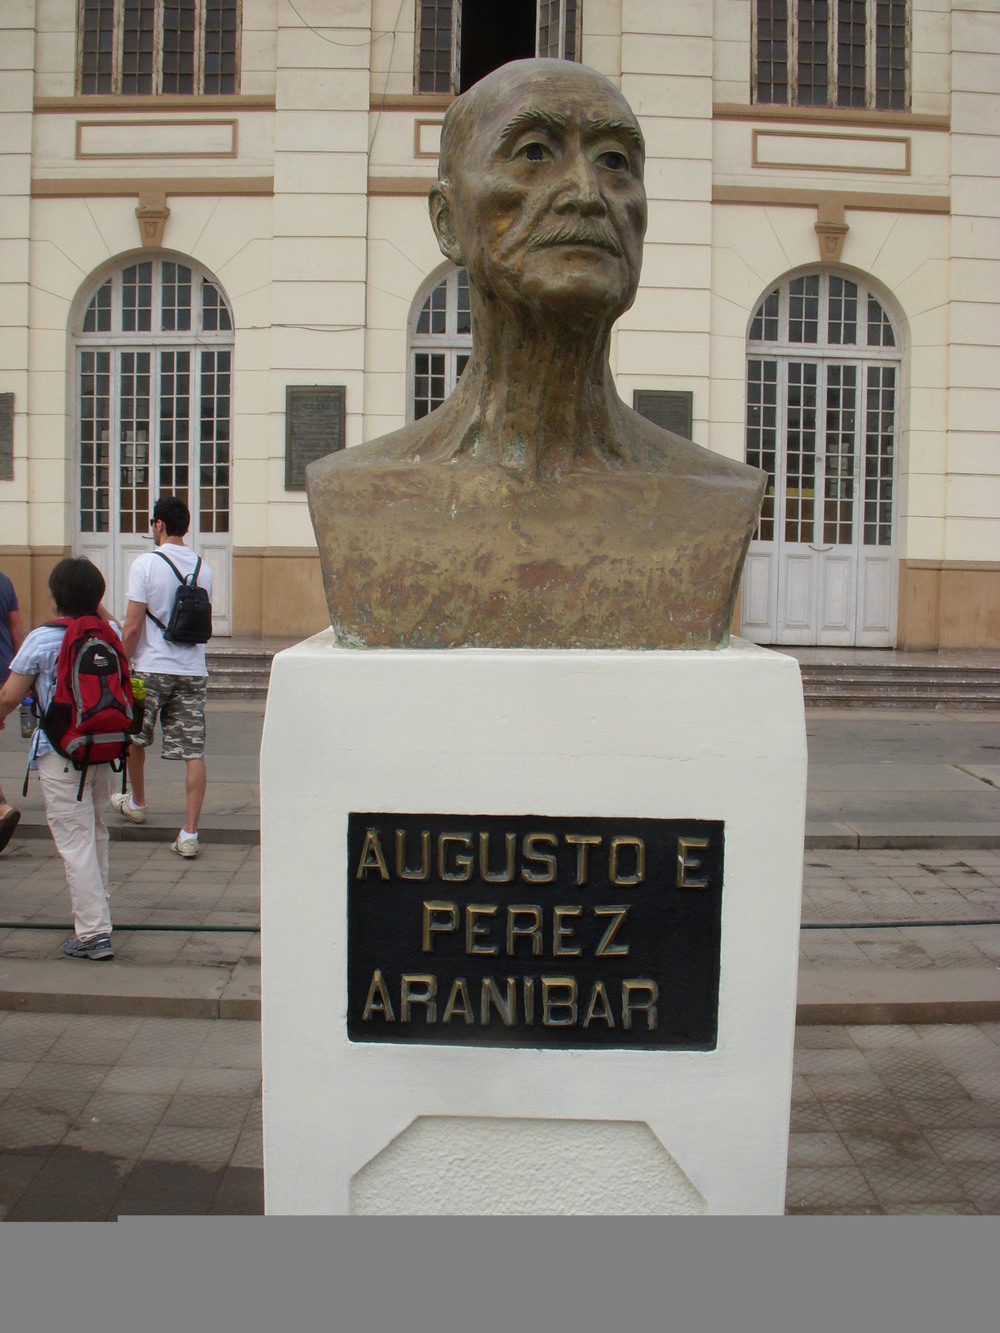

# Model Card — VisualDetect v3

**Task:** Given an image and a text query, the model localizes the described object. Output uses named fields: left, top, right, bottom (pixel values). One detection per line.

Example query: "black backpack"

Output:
left=146, top=551, right=213, bottom=645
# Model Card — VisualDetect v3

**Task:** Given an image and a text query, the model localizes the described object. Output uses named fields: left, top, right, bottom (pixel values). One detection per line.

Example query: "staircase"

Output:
left=782, top=652, right=1000, bottom=709
left=204, top=642, right=1000, bottom=708
left=205, top=644, right=278, bottom=698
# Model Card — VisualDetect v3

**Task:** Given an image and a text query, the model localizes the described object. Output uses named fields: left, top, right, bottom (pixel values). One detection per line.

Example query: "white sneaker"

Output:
left=111, top=791, right=147, bottom=824
left=171, top=834, right=199, bottom=859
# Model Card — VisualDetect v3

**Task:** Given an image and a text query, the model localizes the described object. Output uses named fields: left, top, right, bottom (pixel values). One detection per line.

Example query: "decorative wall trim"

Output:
left=368, top=175, right=436, bottom=196
left=752, top=129, right=911, bottom=175
left=35, top=95, right=275, bottom=112
left=714, top=103, right=949, bottom=132
left=905, top=560, right=1000, bottom=573
left=414, top=118, right=444, bottom=159
left=234, top=547, right=321, bottom=559
left=712, top=185, right=948, bottom=214
left=76, top=118, right=239, bottom=160
left=135, top=188, right=170, bottom=247
left=370, top=94, right=453, bottom=111
left=31, top=176, right=274, bottom=198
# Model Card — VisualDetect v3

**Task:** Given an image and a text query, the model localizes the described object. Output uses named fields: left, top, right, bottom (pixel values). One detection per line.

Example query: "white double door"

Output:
left=741, top=356, right=897, bottom=647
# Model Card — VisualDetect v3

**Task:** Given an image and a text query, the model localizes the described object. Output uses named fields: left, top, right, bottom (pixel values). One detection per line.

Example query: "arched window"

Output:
left=742, top=270, right=901, bottom=647
left=408, top=266, right=472, bottom=422
left=75, top=255, right=234, bottom=628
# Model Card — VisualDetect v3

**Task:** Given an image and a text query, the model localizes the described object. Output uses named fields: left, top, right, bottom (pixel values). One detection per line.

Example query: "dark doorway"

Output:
left=460, top=0, right=536, bottom=91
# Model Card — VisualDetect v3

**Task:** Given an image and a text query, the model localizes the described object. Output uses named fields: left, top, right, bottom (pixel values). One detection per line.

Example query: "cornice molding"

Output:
left=370, top=94, right=454, bottom=111
left=32, top=176, right=274, bottom=198
left=713, top=185, right=949, bottom=214
left=35, top=95, right=275, bottom=113
left=713, top=103, right=949, bottom=132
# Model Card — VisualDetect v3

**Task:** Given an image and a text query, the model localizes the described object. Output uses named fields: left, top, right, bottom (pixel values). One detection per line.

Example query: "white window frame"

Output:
left=407, top=266, right=473, bottom=423
left=415, top=1, right=580, bottom=95
left=751, top=1, right=910, bottom=111
left=77, top=0, right=242, bottom=96
left=74, top=257, right=235, bottom=629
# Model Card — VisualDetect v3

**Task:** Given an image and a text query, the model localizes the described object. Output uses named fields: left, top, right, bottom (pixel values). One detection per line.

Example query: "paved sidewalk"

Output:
left=1, top=1011, right=997, bottom=1217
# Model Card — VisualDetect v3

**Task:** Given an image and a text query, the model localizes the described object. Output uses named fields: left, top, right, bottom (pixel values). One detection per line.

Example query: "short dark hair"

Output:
left=49, top=557, right=105, bottom=617
left=152, top=495, right=191, bottom=537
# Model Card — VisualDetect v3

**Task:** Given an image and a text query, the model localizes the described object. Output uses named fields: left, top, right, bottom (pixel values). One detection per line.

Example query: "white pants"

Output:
left=36, top=752, right=113, bottom=940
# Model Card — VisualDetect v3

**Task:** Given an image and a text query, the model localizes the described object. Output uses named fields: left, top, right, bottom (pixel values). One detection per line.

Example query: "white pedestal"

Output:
left=260, top=634, right=806, bottom=1215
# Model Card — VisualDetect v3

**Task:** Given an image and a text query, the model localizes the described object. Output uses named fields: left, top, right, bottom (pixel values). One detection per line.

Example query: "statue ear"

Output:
left=429, top=183, right=462, bottom=263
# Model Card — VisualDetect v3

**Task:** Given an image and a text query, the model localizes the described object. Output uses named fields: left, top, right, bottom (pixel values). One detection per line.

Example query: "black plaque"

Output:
left=285, top=385, right=345, bottom=490
left=633, top=388, right=694, bottom=440
left=0, top=393, right=13, bottom=481
left=347, top=813, right=724, bottom=1050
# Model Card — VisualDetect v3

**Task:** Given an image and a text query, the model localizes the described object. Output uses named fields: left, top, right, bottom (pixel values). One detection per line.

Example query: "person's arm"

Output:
left=121, top=599, right=146, bottom=662
left=0, top=669, right=34, bottom=730
left=7, top=608, right=24, bottom=657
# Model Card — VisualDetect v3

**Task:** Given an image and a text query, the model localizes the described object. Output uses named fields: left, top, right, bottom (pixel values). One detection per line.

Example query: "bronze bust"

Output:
left=307, top=59, right=764, bottom=648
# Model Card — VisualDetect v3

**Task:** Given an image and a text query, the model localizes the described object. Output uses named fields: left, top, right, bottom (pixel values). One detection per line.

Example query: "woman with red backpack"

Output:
left=0, top=558, right=129, bottom=961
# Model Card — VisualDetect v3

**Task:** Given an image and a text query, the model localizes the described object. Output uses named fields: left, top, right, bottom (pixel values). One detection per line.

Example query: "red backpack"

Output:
left=39, top=616, right=134, bottom=800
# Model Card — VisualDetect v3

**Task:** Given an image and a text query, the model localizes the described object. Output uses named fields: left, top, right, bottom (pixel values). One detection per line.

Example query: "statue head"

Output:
left=429, top=59, right=647, bottom=322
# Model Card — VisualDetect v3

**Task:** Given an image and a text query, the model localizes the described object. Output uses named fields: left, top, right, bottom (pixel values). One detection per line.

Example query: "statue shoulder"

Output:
left=623, top=406, right=765, bottom=494
left=306, top=421, right=431, bottom=487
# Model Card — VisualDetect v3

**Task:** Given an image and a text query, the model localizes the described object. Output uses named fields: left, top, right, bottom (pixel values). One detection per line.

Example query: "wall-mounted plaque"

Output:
left=633, top=389, right=694, bottom=441
left=0, top=394, right=13, bottom=481
left=285, top=385, right=345, bottom=491
left=348, top=813, right=724, bottom=1050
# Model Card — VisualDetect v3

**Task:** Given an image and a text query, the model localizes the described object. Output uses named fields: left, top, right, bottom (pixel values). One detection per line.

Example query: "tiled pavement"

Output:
left=1, top=1010, right=997, bottom=1217
left=0, top=1012, right=262, bottom=1219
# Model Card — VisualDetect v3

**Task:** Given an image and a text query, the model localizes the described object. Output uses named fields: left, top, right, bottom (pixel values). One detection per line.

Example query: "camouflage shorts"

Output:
left=132, top=673, right=207, bottom=761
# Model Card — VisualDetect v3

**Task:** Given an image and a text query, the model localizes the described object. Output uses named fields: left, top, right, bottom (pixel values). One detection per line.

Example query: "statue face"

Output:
left=437, top=62, right=647, bottom=320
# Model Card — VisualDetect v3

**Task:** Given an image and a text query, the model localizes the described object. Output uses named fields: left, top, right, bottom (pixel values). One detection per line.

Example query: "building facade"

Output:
left=1, top=1, right=997, bottom=648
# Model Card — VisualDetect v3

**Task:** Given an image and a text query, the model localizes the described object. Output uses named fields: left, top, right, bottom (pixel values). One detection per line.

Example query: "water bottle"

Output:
left=20, top=696, right=36, bottom=739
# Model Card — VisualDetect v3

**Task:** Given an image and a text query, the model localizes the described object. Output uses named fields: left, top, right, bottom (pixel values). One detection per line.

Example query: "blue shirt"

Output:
left=10, top=619, right=123, bottom=767
left=0, top=571, right=18, bottom=680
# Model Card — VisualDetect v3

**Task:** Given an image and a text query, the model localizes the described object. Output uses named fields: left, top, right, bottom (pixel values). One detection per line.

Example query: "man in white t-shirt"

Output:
left=114, top=495, right=213, bottom=859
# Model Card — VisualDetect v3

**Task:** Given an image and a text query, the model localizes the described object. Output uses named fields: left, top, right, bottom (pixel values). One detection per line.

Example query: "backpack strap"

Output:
left=146, top=551, right=200, bottom=631
left=153, top=550, right=185, bottom=583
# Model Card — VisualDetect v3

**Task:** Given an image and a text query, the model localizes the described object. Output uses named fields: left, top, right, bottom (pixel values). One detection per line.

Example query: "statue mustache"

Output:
left=526, top=221, right=624, bottom=257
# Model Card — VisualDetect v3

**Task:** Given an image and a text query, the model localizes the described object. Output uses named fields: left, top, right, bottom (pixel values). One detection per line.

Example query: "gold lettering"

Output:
left=479, top=831, right=516, bottom=883
left=677, top=837, right=710, bottom=888
left=400, top=973, right=437, bottom=1023
left=438, top=833, right=474, bottom=882
left=565, top=834, right=601, bottom=886
left=594, top=905, right=630, bottom=957
left=422, top=900, right=458, bottom=952
left=523, top=976, right=535, bottom=1024
left=541, top=976, right=578, bottom=1026
left=465, top=903, right=498, bottom=955
left=609, top=836, right=645, bottom=886
left=552, top=905, right=582, bottom=956
left=442, top=977, right=474, bottom=1024
left=522, top=832, right=558, bottom=883
left=622, top=979, right=658, bottom=1031
left=395, top=829, right=431, bottom=880
left=480, top=976, right=517, bottom=1026
left=356, top=829, right=390, bottom=881
left=506, top=904, right=543, bottom=957
left=582, top=981, right=615, bottom=1028
left=361, top=968, right=395, bottom=1021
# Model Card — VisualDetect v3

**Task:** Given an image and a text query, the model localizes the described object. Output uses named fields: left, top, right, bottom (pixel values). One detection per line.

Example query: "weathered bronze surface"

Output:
left=348, top=813, right=724, bottom=1049
left=307, top=58, right=764, bottom=649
